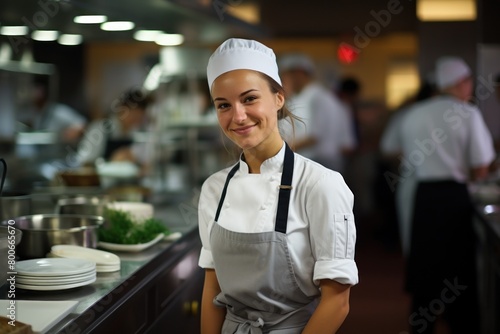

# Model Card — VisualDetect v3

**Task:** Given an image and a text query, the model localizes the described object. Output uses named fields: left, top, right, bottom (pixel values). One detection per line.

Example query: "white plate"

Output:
left=16, top=258, right=96, bottom=277
left=16, top=276, right=96, bottom=291
left=17, top=269, right=95, bottom=281
left=50, top=245, right=120, bottom=265
left=17, top=272, right=96, bottom=285
left=96, top=265, right=121, bottom=273
left=98, top=233, right=164, bottom=252
left=164, top=231, right=182, bottom=242
left=46, top=253, right=119, bottom=273
left=0, top=300, right=78, bottom=334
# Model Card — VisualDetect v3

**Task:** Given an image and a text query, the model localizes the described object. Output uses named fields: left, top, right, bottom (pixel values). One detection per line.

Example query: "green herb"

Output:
left=98, top=208, right=169, bottom=244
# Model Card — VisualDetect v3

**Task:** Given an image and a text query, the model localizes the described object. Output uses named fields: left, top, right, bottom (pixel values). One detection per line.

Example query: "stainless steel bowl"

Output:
left=55, top=195, right=111, bottom=216
left=0, top=191, right=32, bottom=222
left=8, top=214, right=104, bottom=259
left=0, top=226, right=22, bottom=287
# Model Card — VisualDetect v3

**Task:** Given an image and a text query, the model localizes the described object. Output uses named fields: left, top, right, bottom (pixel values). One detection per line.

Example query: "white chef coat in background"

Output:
left=400, top=95, right=495, bottom=182
left=379, top=106, right=416, bottom=257
left=281, top=83, right=356, bottom=172
left=198, top=143, right=359, bottom=296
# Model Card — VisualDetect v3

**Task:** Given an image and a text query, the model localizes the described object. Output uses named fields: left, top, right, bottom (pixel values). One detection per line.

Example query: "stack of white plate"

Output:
left=16, top=258, right=96, bottom=291
left=49, top=245, right=120, bottom=273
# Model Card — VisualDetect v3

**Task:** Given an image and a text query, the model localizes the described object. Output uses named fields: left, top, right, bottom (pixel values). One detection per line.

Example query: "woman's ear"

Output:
left=276, top=92, right=285, bottom=111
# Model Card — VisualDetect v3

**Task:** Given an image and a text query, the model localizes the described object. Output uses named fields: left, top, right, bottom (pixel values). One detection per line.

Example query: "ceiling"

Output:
left=0, top=0, right=265, bottom=46
left=0, top=0, right=418, bottom=47
left=258, top=0, right=418, bottom=38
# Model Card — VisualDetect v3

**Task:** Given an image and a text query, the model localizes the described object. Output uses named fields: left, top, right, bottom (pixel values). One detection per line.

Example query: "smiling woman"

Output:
left=197, top=38, right=358, bottom=334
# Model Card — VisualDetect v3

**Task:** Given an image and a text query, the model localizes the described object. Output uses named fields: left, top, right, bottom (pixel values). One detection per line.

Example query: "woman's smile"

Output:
left=231, top=123, right=257, bottom=135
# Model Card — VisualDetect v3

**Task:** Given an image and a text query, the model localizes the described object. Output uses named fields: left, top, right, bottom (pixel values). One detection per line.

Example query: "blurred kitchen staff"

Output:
left=278, top=54, right=356, bottom=173
left=379, top=77, right=438, bottom=257
left=198, top=38, right=358, bottom=334
left=30, top=77, right=87, bottom=142
left=400, top=57, right=495, bottom=334
left=75, top=88, right=152, bottom=167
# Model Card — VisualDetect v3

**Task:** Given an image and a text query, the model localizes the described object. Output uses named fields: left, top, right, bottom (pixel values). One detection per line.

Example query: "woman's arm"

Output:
left=201, top=269, right=226, bottom=334
left=302, top=279, right=351, bottom=334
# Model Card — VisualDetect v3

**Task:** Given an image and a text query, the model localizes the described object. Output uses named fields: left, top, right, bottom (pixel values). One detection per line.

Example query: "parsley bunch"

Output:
left=98, top=208, right=169, bottom=244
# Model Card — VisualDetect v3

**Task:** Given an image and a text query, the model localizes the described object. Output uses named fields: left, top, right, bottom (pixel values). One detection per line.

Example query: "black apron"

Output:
left=103, top=137, right=133, bottom=160
left=406, top=180, right=479, bottom=333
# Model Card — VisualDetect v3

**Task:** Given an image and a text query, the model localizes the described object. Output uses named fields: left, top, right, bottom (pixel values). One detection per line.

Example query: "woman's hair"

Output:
left=257, top=72, right=302, bottom=139
left=117, top=88, right=153, bottom=110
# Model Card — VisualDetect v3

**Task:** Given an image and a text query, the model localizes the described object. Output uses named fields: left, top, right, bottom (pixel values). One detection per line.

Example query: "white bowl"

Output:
left=96, top=161, right=140, bottom=188
left=106, top=201, right=154, bottom=222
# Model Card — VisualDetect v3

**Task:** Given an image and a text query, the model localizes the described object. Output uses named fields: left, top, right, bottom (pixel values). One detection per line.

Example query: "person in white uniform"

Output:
left=379, top=79, right=437, bottom=257
left=74, top=88, right=152, bottom=167
left=30, top=80, right=87, bottom=142
left=198, top=38, right=358, bottom=334
left=278, top=54, right=356, bottom=173
left=400, top=57, right=495, bottom=334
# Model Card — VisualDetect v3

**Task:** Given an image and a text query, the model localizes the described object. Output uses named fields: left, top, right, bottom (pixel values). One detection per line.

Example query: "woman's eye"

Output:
left=244, top=96, right=257, bottom=103
left=216, top=103, right=230, bottom=110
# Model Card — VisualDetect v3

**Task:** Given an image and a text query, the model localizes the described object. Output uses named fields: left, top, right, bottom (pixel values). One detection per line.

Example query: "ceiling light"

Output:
left=226, top=3, right=260, bottom=24
left=58, top=34, right=83, bottom=46
left=0, top=26, right=29, bottom=36
left=417, top=0, right=476, bottom=21
left=134, top=30, right=163, bottom=42
left=155, top=34, right=184, bottom=46
left=74, top=15, right=107, bottom=24
left=100, top=21, right=135, bottom=31
left=32, top=30, right=59, bottom=41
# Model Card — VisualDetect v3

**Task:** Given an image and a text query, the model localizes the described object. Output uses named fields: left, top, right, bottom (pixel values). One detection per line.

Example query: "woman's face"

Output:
left=211, top=70, right=284, bottom=151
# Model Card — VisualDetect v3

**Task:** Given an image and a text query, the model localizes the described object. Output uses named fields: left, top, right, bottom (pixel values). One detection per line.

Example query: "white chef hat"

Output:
left=435, top=56, right=471, bottom=90
left=206, top=38, right=282, bottom=90
left=278, top=53, right=316, bottom=75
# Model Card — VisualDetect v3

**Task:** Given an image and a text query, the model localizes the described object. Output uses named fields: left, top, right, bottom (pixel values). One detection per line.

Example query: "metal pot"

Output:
left=0, top=191, right=32, bottom=222
left=55, top=195, right=111, bottom=216
left=8, top=214, right=104, bottom=259
left=0, top=225, right=22, bottom=287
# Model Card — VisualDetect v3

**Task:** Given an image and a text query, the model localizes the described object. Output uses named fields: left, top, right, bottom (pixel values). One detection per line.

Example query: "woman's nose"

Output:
left=232, top=103, right=247, bottom=123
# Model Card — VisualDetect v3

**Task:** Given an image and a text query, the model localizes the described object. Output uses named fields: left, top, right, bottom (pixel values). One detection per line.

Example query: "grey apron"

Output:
left=210, top=144, right=319, bottom=334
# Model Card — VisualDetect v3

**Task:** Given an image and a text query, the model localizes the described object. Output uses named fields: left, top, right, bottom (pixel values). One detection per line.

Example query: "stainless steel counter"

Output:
left=473, top=200, right=500, bottom=334
left=0, top=192, right=203, bottom=333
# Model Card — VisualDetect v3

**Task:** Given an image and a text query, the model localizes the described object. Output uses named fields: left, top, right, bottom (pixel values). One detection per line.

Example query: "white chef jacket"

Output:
left=198, top=143, right=359, bottom=295
left=33, top=102, right=86, bottom=132
left=379, top=106, right=416, bottom=257
left=281, top=83, right=356, bottom=172
left=399, top=95, right=495, bottom=182
left=75, top=116, right=151, bottom=166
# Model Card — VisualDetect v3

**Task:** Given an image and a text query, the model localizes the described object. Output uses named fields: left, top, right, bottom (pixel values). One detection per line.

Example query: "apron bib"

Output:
left=210, top=144, right=318, bottom=334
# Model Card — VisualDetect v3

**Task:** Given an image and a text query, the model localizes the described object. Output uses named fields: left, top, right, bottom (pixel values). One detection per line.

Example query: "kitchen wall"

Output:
left=265, top=32, right=419, bottom=108
left=85, top=42, right=161, bottom=120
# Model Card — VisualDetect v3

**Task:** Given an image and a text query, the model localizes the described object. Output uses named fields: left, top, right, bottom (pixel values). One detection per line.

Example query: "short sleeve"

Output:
left=307, top=171, right=358, bottom=286
left=197, top=172, right=227, bottom=269
left=53, top=104, right=86, bottom=127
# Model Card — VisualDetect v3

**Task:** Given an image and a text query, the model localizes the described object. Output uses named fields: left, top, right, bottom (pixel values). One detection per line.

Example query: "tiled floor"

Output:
left=340, top=232, right=412, bottom=333
left=339, top=212, right=451, bottom=334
